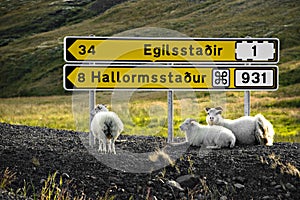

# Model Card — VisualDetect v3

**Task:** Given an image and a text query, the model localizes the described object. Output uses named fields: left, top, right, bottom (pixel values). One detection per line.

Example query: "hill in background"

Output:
left=0, top=0, right=299, bottom=97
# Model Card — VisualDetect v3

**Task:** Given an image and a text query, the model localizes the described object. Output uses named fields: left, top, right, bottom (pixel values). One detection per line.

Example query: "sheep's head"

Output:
left=94, top=104, right=109, bottom=113
left=179, top=118, right=197, bottom=131
left=205, top=107, right=223, bottom=126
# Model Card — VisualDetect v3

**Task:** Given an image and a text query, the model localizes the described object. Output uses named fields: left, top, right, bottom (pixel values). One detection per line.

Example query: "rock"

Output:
left=220, top=195, right=228, bottom=200
left=110, top=182, right=117, bottom=187
left=147, top=180, right=155, bottom=186
left=137, top=185, right=143, bottom=193
left=179, top=192, right=186, bottom=198
left=274, top=185, right=281, bottom=190
left=62, top=172, right=70, bottom=179
left=166, top=180, right=184, bottom=191
left=109, top=176, right=123, bottom=186
left=262, top=196, right=271, bottom=199
left=216, top=179, right=228, bottom=185
left=163, top=192, right=173, bottom=198
left=285, top=192, right=291, bottom=198
left=234, top=176, right=246, bottom=183
left=197, top=194, right=207, bottom=200
left=270, top=181, right=277, bottom=186
left=234, top=183, right=245, bottom=189
left=176, top=174, right=199, bottom=188
left=285, top=183, right=296, bottom=191
left=40, top=178, right=46, bottom=184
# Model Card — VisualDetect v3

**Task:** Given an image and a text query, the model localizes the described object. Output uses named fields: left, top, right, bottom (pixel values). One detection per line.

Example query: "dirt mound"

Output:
left=0, top=123, right=299, bottom=199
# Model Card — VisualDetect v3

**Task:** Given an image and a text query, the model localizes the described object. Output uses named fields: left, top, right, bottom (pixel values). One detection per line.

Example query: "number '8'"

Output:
left=78, top=73, right=85, bottom=83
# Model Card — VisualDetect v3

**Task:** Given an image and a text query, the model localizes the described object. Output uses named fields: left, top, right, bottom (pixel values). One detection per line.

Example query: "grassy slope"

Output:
left=0, top=0, right=299, bottom=97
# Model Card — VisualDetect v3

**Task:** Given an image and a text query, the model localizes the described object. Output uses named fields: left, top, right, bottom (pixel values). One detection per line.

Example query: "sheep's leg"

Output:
left=102, top=139, right=107, bottom=154
left=229, top=141, right=235, bottom=148
left=111, top=140, right=116, bottom=154
left=89, top=135, right=93, bottom=147
left=107, top=139, right=112, bottom=154
left=98, top=139, right=103, bottom=152
left=92, top=135, right=96, bottom=147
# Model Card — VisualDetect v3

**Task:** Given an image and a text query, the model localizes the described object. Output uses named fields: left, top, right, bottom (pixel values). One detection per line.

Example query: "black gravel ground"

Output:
left=0, top=123, right=299, bottom=200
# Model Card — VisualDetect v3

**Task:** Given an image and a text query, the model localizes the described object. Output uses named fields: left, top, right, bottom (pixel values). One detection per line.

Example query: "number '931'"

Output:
left=241, top=72, right=266, bottom=84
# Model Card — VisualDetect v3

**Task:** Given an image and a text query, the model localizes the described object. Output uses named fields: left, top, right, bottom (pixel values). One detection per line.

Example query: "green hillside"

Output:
left=0, top=0, right=300, bottom=97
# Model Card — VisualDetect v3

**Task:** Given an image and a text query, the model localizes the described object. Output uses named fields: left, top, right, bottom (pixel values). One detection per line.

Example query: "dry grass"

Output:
left=260, top=153, right=300, bottom=178
left=0, top=168, right=16, bottom=190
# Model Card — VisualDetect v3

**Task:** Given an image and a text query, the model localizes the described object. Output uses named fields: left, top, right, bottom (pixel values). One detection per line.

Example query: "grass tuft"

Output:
left=260, top=153, right=300, bottom=178
left=0, top=168, right=16, bottom=190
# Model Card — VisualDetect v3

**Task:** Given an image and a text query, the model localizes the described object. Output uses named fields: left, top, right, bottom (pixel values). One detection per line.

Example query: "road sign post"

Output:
left=244, top=91, right=250, bottom=116
left=89, top=90, right=96, bottom=146
left=167, top=90, right=174, bottom=143
left=63, top=36, right=279, bottom=144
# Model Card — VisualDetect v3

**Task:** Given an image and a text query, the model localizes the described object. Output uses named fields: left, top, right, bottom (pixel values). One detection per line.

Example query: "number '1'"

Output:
left=252, top=45, right=256, bottom=56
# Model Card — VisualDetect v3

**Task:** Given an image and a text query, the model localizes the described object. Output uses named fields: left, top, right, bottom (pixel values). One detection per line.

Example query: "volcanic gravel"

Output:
left=0, top=123, right=299, bottom=200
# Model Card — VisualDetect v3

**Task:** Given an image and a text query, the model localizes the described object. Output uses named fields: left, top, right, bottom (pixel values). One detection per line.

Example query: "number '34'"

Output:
left=78, top=45, right=96, bottom=55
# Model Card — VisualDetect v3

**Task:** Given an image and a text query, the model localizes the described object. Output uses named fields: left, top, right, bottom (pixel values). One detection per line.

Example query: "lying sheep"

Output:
left=179, top=118, right=236, bottom=149
left=205, top=107, right=274, bottom=146
left=91, top=107, right=123, bottom=154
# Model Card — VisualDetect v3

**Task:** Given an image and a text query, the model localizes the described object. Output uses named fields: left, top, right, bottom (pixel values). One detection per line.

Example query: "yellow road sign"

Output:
left=64, top=37, right=279, bottom=63
left=63, top=65, right=278, bottom=91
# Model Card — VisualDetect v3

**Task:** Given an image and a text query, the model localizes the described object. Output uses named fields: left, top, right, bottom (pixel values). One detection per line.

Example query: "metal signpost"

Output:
left=63, top=36, right=279, bottom=143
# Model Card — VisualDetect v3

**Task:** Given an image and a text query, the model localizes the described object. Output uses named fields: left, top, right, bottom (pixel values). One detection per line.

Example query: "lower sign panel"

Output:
left=63, top=65, right=278, bottom=91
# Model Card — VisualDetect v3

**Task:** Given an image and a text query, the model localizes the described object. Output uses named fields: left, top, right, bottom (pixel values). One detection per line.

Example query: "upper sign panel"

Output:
left=64, top=37, right=279, bottom=63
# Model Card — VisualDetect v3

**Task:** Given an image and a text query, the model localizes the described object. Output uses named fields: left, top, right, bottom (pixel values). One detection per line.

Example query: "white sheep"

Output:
left=179, top=118, right=236, bottom=149
left=205, top=107, right=274, bottom=146
left=91, top=110, right=123, bottom=154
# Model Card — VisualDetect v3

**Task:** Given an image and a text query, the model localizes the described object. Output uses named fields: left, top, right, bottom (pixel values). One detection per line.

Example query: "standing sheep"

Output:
left=91, top=105, right=123, bottom=154
left=205, top=107, right=274, bottom=146
left=179, top=118, right=236, bottom=149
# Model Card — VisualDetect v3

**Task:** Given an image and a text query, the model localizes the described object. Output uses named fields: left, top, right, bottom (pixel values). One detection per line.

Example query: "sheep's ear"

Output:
left=205, top=107, right=211, bottom=113
left=215, top=107, right=223, bottom=115
left=215, top=107, right=223, bottom=111
left=190, top=119, right=198, bottom=125
left=216, top=110, right=222, bottom=115
left=189, top=119, right=196, bottom=124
